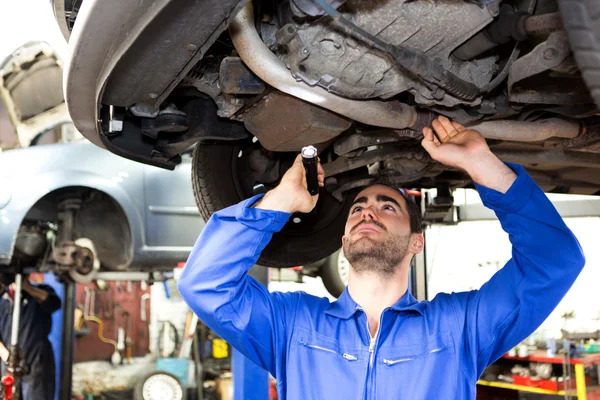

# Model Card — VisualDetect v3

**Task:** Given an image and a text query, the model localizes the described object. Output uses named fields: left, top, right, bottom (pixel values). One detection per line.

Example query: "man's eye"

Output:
left=383, top=205, right=395, bottom=211
left=351, top=206, right=362, bottom=213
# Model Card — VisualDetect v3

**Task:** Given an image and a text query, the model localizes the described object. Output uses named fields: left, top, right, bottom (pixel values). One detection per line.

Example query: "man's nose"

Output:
left=360, top=205, right=377, bottom=221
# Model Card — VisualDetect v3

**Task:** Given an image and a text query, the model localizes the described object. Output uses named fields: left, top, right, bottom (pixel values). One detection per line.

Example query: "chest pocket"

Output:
left=292, top=326, right=362, bottom=364
left=286, top=327, right=365, bottom=400
left=376, top=332, right=456, bottom=400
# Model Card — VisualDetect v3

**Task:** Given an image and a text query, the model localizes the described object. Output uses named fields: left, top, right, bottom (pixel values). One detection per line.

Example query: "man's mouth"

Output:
left=351, top=220, right=386, bottom=234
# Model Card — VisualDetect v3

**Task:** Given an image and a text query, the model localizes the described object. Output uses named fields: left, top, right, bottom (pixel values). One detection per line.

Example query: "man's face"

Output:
left=342, top=185, right=413, bottom=276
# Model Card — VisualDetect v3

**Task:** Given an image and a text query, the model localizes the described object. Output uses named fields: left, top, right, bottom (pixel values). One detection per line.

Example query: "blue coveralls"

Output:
left=0, top=283, right=61, bottom=400
left=178, top=163, right=586, bottom=399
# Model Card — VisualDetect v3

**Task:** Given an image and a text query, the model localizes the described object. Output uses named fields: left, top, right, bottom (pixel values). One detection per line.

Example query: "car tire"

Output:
left=191, top=141, right=355, bottom=268
left=133, top=371, right=186, bottom=400
left=320, top=248, right=350, bottom=298
left=559, top=0, right=600, bottom=108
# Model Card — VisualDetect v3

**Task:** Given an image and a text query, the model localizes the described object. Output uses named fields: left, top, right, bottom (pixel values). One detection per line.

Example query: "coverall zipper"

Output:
left=361, top=308, right=384, bottom=400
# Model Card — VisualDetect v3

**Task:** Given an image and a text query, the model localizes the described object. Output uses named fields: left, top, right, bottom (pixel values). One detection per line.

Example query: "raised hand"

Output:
left=421, top=116, right=517, bottom=193
left=253, top=153, right=325, bottom=214
left=421, top=116, right=490, bottom=171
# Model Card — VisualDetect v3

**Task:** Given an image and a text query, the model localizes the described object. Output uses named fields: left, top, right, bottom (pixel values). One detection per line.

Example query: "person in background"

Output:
left=0, top=273, right=61, bottom=400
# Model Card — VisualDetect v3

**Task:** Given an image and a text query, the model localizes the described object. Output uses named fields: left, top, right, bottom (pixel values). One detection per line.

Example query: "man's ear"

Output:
left=410, top=234, right=424, bottom=254
left=341, top=235, right=347, bottom=247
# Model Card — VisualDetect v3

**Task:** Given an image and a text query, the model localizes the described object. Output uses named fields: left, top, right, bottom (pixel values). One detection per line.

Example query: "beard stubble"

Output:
left=343, top=229, right=411, bottom=277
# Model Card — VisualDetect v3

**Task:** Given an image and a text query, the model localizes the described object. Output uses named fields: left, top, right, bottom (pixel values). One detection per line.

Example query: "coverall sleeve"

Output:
left=451, top=163, right=586, bottom=377
left=177, top=195, right=294, bottom=378
left=35, top=284, right=61, bottom=314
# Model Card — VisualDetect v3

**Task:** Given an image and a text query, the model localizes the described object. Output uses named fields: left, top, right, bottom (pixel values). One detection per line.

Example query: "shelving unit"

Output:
left=477, top=351, right=600, bottom=399
left=477, top=379, right=567, bottom=395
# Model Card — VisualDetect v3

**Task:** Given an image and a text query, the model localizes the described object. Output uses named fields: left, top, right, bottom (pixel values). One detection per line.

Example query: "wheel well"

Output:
left=20, top=186, right=133, bottom=270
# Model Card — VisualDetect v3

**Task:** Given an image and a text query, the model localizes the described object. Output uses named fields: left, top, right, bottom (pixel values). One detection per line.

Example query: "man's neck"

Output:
left=347, top=265, right=409, bottom=338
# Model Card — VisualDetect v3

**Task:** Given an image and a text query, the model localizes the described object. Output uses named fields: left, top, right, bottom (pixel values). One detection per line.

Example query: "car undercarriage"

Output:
left=60, top=0, right=600, bottom=267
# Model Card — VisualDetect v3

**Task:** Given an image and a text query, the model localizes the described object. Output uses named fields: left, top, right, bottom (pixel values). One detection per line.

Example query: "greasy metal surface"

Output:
left=278, top=0, right=494, bottom=106
left=467, top=118, right=581, bottom=142
left=243, top=92, right=352, bottom=152
left=508, top=76, right=593, bottom=104
left=508, top=31, right=571, bottom=95
left=229, top=3, right=419, bottom=130
left=102, top=0, right=247, bottom=110
left=219, top=56, right=266, bottom=95
left=524, top=12, right=563, bottom=33
left=155, top=98, right=249, bottom=158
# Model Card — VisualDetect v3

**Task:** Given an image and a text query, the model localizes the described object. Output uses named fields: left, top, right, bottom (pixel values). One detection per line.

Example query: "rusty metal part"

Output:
left=323, top=144, right=600, bottom=179
left=219, top=56, right=266, bottom=95
left=229, top=3, right=420, bottom=130
left=494, top=148, right=600, bottom=169
left=467, top=118, right=581, bottom=142
left=524, top=12, right=563, bottom=33
left=332, top=118, right=580, bottom=158
left=561, top=120, right=600, bottom=153
left=243, top=91, right=352, bottom=152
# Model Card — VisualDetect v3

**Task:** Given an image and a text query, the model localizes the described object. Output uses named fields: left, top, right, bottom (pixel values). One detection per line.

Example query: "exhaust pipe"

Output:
left=229, top=2, right=421, bottom=130
left=467, top=118, right=581, bottom=142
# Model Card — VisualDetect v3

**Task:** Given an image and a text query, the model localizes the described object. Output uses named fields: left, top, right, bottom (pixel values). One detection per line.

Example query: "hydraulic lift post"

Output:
left=2, top=268, right=28, bottom=400
left=58, top=280, right=75, bottom=400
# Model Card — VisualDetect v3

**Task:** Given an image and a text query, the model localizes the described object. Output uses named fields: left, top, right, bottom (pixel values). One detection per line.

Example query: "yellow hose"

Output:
left=76, top=316, right=119, bottom=350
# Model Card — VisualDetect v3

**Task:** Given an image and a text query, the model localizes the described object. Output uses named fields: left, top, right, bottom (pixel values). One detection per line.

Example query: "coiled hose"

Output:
left=76, top=316, right=119, bottom=351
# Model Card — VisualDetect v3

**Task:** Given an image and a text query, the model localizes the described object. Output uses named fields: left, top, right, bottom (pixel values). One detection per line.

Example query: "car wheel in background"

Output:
left=320, top=248, right=350, bottom=298
left=191, top=141, right=355, bottom=268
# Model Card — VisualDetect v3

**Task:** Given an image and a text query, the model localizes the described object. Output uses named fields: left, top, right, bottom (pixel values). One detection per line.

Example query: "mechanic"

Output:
left=0, top=274, right=61, bottom=400
left=178, top=116, right=585, bottom=399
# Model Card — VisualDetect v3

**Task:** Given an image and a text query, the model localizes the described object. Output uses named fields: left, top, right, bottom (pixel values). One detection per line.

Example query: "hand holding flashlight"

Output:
left=301, top=145, right=320, bottom=196
left=250, top=150, right=324, bottom=214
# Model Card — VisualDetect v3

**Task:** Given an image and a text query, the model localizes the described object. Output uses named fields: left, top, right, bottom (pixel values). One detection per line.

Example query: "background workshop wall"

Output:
left=427, top=190, right=600, bottom=338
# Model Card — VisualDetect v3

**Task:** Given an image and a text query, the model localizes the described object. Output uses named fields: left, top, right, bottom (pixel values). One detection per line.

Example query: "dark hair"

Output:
left=360, top=179, right=423, bottom=234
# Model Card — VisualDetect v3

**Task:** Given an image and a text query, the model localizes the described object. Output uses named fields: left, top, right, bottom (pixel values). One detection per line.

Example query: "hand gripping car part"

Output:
left=301, top=145, right=319, bottom=196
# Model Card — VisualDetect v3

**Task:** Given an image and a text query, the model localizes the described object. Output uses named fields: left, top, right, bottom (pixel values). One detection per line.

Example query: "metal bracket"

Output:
left=507, top=31, right=576, bottom=103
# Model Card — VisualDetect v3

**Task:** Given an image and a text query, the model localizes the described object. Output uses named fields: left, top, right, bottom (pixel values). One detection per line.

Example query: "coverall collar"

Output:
left=325, top=286, right=425, bottom=319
